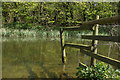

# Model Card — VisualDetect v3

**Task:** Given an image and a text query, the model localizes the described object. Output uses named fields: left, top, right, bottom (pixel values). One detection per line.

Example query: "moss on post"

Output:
left=60, top=28, right=66, bottom=63
left=90, top=15, right=99, bottom=66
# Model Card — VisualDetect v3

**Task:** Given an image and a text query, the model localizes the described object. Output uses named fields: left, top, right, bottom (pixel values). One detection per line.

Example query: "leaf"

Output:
left=76, top=67, right=80, bottom=69
left=76, top=71, right=81, bottom=76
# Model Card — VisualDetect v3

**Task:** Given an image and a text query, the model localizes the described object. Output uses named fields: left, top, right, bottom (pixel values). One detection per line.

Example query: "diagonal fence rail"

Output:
left=62, top=15, right=120, bottom=31
left=59, top=15, right=120, bottom=69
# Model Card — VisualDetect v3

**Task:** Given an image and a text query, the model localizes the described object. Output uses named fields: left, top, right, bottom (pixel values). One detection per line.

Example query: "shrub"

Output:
left=76, top=62, right=120, bottom=79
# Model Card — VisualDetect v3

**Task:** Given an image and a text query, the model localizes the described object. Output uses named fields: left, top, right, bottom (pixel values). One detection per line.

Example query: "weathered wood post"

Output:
left=118, top=1, right=120, bottom=16
left=118, top=1, right=120, bottom=36
left=60, top=28, right=66, bottom=63
left=118, top=1, right=120, bottom=63
left=90, top=15, right=99, bottom=66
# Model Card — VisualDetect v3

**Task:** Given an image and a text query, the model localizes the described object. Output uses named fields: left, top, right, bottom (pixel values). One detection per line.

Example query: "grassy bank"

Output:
left=1, top=28, right=109, bottom=38
left=1, top=28, right=59, bottom=37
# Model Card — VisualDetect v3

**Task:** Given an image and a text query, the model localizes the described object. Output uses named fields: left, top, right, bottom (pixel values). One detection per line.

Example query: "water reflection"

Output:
left=2, top=37, right=119, bottom=78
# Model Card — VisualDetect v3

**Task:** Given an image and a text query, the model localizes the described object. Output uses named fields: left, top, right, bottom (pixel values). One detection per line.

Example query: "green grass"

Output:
left=1, top=28, right=109, bottom=38
left=1, top=28, right=60, bottom=37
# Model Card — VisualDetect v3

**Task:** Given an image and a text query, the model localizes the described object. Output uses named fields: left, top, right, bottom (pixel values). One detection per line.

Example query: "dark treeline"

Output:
left=2, top=2, right=119, bottom=34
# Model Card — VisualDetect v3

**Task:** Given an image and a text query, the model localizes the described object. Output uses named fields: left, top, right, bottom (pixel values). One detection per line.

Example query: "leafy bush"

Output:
left=76, top=62, right=120, bottom=79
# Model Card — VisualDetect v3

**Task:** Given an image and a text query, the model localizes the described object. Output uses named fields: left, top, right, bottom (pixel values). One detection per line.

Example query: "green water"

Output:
left=2, top=37, right=119, bottom=78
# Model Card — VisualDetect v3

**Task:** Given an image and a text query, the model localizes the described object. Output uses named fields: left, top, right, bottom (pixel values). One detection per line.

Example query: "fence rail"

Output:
left=64, top=43, right=92, bottom=50
left=81, top=49, right=120, bottom=69
left=82, top=35, right=120, bottom=42
left=62, top=15, right=120, bottom=31
left=79, top=62, right=87, bottom=68
left=59, top=15, right=120, bottom=69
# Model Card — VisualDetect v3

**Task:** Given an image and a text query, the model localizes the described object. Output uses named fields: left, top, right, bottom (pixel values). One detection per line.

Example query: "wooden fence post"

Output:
left=90, top=15, right=99, bottom=66
left=60, top=28, right=66, bottom=63
left=118, top=1, right=120, bottom=63
left=118, top=1, right=120, bottom=36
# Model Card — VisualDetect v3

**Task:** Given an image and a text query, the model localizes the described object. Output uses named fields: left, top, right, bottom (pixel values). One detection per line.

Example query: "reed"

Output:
left=1, top=28, right=109, bottom=38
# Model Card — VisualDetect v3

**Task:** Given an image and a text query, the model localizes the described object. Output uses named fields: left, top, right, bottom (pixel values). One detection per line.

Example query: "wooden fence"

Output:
left=59, top=15, right=120, bottom=69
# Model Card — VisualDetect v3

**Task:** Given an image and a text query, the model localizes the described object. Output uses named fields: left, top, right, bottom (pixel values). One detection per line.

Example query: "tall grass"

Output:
left=1, top=28, right=60, bottom=37
left=1, top=28, right=109, bottom=38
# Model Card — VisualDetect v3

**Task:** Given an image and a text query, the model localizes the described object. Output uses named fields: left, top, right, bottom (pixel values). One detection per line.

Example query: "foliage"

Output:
left=2, top=2, right=119, bottom=34
left=1, top=28, right=109, bottom=38
left=1, top=28, right=61, bottom=37
left=76, top=62, right=120, bottom=79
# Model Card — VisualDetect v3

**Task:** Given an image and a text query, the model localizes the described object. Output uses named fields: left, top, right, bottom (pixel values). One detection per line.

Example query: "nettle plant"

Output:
left=76, top=62, right=120, bottom=79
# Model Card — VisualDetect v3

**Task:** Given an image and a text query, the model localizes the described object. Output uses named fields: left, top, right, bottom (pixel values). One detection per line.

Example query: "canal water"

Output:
left=2, top=37, right=119, bottom=78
